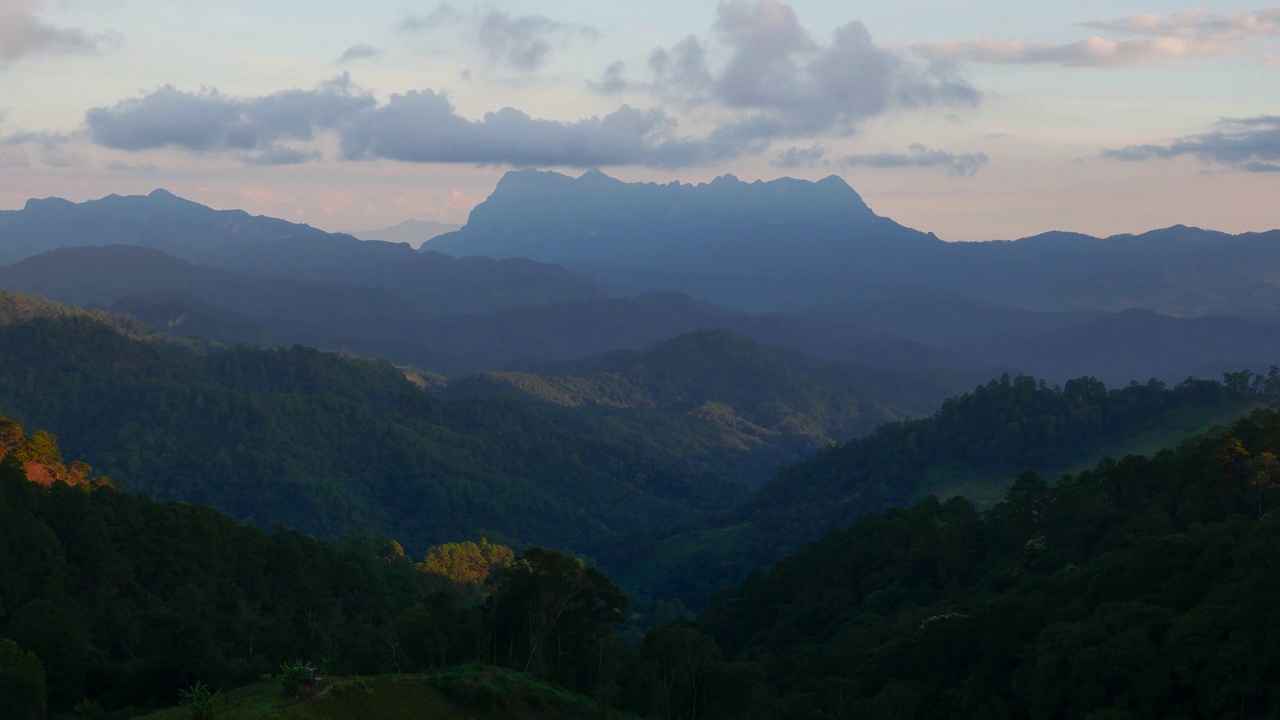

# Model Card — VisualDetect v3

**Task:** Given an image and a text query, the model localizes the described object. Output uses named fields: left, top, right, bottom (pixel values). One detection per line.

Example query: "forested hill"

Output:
left=693, top=407, right=1280, bottom=718
left=603, top=372, right=1265, bottom=607
left=444, top=328, right=987, bottom=486
left=0, top=307, right=745, bottom=556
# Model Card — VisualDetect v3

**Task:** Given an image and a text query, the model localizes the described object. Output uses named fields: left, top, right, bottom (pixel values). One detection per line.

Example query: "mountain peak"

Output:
left=148, top=188, right=178, bottom=199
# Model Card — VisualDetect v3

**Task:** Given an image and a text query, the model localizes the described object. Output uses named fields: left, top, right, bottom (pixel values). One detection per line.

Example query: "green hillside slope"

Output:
left=445, top=329, right=987, bottom=485
left=604, top=373, right=1267, bottom=607
left=0, top=299, right=743, bottom=557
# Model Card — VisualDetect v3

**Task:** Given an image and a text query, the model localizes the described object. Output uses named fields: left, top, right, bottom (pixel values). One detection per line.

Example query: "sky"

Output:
left=0, top=0, right=1277, bottom=241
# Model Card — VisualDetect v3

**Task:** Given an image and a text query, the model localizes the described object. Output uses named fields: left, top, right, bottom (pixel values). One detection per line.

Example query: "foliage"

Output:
left=674, top=408, right=1280, bottom=718
left=0, top=310, right=743, bottom=559
left=445, top=329, right=986, bottom=486
left=177, top=681, right=220, bottom=720
left=0, top=638, right=45, bottom=720
left=600, top=372, right=1261, bottom=609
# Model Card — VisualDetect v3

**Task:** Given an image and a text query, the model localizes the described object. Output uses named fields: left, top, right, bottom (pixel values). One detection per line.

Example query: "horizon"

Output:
left=4, top=168, right=1262, bottom=244
left=1, top=0, right=1278, bottom=240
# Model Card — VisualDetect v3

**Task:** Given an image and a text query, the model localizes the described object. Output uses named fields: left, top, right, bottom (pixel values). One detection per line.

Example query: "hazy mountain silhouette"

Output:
left=0, top=246, right=968, bottom=376
left=190, top=234, right=597, bottom=313
left=0, top=189, right=596, bottom=313
left=431, top=169, right=1280, bottom=317
left=0, top=189, right=328, bottom=264
left=352, top=218, right=462, bottom=247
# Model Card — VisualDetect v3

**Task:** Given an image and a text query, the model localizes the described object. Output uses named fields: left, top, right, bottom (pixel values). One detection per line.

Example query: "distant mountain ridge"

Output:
left=0, top=189, right=328, bottom=264
left=353, top=218, right=462, bottom=248
left=430, top=169, right=1280, bottom=318
left=430, top=169, right=935, bottom=278
left=0, top=189, right=597, bottom=314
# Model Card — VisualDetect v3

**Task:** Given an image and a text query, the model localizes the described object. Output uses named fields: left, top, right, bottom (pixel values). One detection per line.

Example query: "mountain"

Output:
left=0, top=188, right=329, bottom=264
left=810, top=293, right=1280, bottom=385
left=602, top=373, right=1263, bottom=607
left=189, top=234, right=597, bottom=313
left=0, top=190, right=596, bottom=313
left=0, top=301, right=746, bottom=557
left=429, top=169, right=1280, bottom=318
left=444, top=329, right=988, bottom=486
left=429, top=169, right=936, bottom=307
left=352, top=218, right=462, bottom=248
left=0, top=247, right=973, bottom=376
left=692, top=408, right=1280, bottom=718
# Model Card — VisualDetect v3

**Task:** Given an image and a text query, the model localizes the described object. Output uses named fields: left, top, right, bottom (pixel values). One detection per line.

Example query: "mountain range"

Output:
left=432, top=169, right=1280, bottom=319
left=5, top=178, right=1280, bottom=384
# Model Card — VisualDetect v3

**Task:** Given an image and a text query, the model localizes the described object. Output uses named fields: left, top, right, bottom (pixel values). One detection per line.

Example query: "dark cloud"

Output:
left=337, top=43, right=381, bottom=64
left=1102, top=116, right=1280, bottom=173
left=649, top=0, right=980, bottom=141
left=840, top=143, right=989, bottom=176
left=84, top=75, right=374, bottom=156
left=0, top=3, right=119, bottom=64
left=338, top=89, right=725, bottom=168
left=772, top=145, right=826, bottom=168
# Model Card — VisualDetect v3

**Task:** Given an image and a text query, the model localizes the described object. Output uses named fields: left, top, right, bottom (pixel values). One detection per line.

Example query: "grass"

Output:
left=128, top=667, right=633, bottom=720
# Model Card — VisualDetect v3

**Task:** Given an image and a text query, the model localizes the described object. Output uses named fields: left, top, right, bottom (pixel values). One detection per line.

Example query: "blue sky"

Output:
left=0, top=0, right=1277, bottom=240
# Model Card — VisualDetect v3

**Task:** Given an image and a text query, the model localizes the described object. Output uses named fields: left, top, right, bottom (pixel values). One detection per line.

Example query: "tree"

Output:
left=0, top=638, right=46, bottom=720
left=486, top=548, right=627, bottom=681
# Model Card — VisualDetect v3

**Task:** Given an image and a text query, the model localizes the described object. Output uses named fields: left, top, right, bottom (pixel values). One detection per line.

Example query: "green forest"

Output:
left=8, top=394, right=1280, bottom=718
left=5, top=291, right=1280, bottom=719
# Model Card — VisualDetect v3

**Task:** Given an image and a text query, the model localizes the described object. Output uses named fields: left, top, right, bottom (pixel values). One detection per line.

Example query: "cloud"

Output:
left=917, top=6, right=1280, bottom=67
left=772, top=145, right=826, bottom=168
left=84, top=75, right=374, bottom=161
left=0, top=146, right=30, bottom=169
left=338, top=88, right=724, bottom=168
left=476, top=11, right=597, bottom=71
left=3, top=129, right=71, bottom=150
left=104, top=159, right=159, bottom=174
left=840, top=143, right=990, bottom=176
left=245, top=145, right=323, bottom=166
left=337, top=43, right=380, bottom=64
left=0, top=0, right=119, bottom=65
left=399, top=4, right=597, bottom=72
left=588, top=61, right=635, bottom=95
left=648, top=0, right=980, bottom=141
left=1102, top=116, right=1280, bottom=172
left=1081, top=7, right=1280, bottom=43
left=397, top=4, right=462, bottom=33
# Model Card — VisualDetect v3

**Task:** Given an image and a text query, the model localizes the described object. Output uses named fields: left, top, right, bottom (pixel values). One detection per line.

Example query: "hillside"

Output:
left=601, top=373, right=1266, bottom=607
left=689, top=407, right=1280, bottom=718
left=0, top=422, right=633, bottom=718
left=0, top=304, right=745, bottom=556
left=444, top=329, right=987, bottom=485
left=0, top=249, right=974, bottom=376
